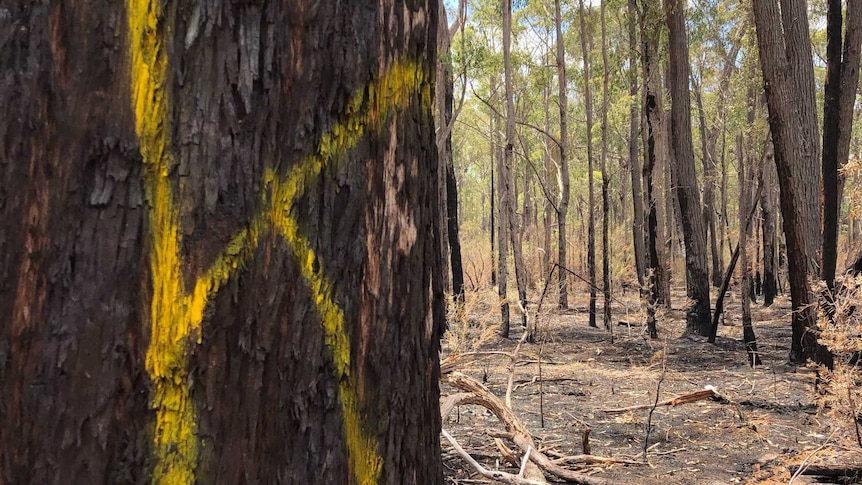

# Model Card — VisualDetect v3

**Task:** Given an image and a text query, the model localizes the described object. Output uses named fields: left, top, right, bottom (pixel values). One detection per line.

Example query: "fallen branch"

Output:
left=549, top=454, right=644, bottom=466
left=441, top=429, right=547, bottom=485
left=788, top=464, right=862, bottom=478
left=601, top=388, right=728, bottom=414
left=444, top=372, right=623, bottom=485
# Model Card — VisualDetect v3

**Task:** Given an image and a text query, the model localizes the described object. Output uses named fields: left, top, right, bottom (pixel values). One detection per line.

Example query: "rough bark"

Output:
left=752, top=0, right=821, bottom=362
left=555, top=0, right=571, bottom=310
left=579, top=0, right=598, bottom=328
left=1, top=1, right=443, bottom=483
left=822, top=0, right=862, bottom=288
left=641, top=0, right=662, bottom=339
left=665, top=0, right=712, bottom=335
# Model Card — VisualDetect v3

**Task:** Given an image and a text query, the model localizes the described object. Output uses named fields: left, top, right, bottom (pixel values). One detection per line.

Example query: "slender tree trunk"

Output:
left=822, top=0, right=862, bottom=288
left=579, top=0, right=598, bottom=328
left=641, top=0, right=662, bottom=338
left=543, top=80, right=553, bottom=278
left=491, top=110, right=497, bottom=287
left=629, top=0, right=647, bottom=288
left=497, top=110, right=510, bottom=337
left=720, top=126, right=729, bottom=273
left=601, top=1, right=612, bottom=331
left=436, top=7, right=452, bottom=293
left=761, top=148, right=778, bottom=306
left=0, top=1, right=443, bottom=483
left=435, top=0, right=467, bottom=301
left=447, top=152, right=465, bottom=300
left=752, top=0, right=822, bottom=363
left=694, top=82, right=722, bottom=287
left=503, top=0, right=527, bottom=335
left=555, top=0, right=571, bottom=310
left=665, top=0, right=712, bottom=335
left=739, top=135, right=763, bottom=367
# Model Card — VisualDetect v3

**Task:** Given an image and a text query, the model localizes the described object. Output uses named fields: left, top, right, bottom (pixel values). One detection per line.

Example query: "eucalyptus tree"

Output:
left=578, top=0, right=598, bottom=328
left=0, top=0, right=444, bottom=482
left=822, top=0, right=862, bottom=289
left=665, top=0, right=712, bottom=335
left=752, top=0, right=824, bottom=362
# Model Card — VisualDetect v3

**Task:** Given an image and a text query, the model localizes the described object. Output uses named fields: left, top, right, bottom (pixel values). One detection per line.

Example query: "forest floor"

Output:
left=440, top=284, right=862, bottom=485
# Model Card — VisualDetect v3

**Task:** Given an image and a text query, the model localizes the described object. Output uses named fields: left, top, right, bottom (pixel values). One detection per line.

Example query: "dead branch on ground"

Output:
left=601, top=388, right=729, bottom=414
left=441, top=429, right=547, bottom=485
left=443, top=371, right=625, bottom=485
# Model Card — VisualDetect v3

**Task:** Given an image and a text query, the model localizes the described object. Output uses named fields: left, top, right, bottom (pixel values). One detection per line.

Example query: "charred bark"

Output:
left=665, top=0, right=712, bottom=335
left=1, top=1, right=443, bottom=483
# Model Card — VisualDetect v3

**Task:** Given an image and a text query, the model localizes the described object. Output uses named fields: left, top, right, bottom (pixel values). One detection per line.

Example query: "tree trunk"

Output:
left=738, top=135, right=762, bottom=367
left=822, top=0, right=862, bottom=288
left=579, top=0, right=598, bottom=328
left=601, top=1, right=612, bottom=332
left=555, top=0, right=572, bottom=310
left=503, top=0, right=528, bottom=334
left=1, top=1, right=443, bottom=483
left=641, top=0, right=662, bottom=339
left=752, top=0, right=822, bottom=363
left=437, top=0, right=467, bottom=302
left=720, top=126, right=730, bottom=279
left=629, top=0, right=647, bottom=288
left=497, top=110, right=511, bottom=337
left=491, top=108, right=498, bottom=287
left=543, top=80, right=554, bottom=278
left=694, top=81, right=722, bottom=288
left=760, top=147, right=778, bottom=307
left=436, top=9, right=452, bottom=293
left=665, top=0, right=712, bottom=335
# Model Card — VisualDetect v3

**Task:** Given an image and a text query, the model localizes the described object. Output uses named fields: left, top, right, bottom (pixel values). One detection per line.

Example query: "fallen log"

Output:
left=601, top=388, right=728, bottom=414
left=788, top=464, right=862, bottom=478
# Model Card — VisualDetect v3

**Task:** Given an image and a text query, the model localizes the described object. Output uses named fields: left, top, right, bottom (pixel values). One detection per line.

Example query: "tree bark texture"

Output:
left=1, top=1, right=444, bottom=483
left=640, top=0, right=662, bottom=339
left=752, top=0, right=821, bottom=362
left=665, top=0, right=712, bottom=335
left=821, top=0, right=862, bottom=288
left=760, top=145, right=778, bottom=307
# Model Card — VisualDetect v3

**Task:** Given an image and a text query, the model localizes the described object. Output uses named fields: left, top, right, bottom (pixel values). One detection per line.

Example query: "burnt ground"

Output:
left=440, top=286, right=862, bottom=484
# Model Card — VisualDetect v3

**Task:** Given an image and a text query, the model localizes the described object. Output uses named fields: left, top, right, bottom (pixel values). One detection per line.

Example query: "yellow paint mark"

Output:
left=129, top=0, right=427, bottom=477
left=262, top=60, right=427, bottom=485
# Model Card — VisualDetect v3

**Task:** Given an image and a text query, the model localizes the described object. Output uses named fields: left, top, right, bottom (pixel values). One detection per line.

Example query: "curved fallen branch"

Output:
left=443, top=371, right=623, bottom=485
left=441, top=429, right=547, bottom=485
